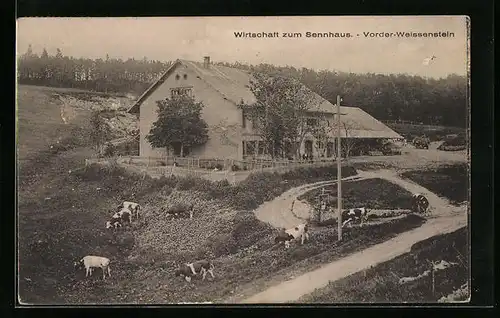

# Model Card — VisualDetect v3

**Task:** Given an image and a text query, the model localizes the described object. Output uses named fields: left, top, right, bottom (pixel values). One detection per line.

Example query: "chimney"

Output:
left=203, top=56, right=210, bottom=68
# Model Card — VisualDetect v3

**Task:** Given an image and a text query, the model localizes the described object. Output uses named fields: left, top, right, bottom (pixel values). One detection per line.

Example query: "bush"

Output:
left=206, top=234, right=239, bottom=257
left=155, top=175, right=178, bottom=189
left=231, top=191, right=259, bottom=210
left=103, top=143, right=116, bottom=157
left=206, top=179, right=233, bottom=200
left=175, top=176, right=199, bottom=191
left=438, top=134, right=466, bottom=151
left=74, top=163, right=139, bottom=182
left=231, top=212, right=274, bottom=249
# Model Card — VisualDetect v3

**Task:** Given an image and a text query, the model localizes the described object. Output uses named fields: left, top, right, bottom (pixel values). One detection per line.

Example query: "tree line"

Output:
left=217, top=61, right=467, bottom=128
left=17, top=45, right=466, bottom=127
left=17, top=45, right=172, bottom=94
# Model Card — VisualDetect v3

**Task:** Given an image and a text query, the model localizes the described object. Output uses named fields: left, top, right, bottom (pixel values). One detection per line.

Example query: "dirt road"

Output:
left=253, top=175, right=364, bottom=229
left=242, top=169, right=467, bottom=303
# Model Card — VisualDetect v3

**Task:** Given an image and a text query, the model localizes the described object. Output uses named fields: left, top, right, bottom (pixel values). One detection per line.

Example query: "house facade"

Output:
left=128, top=57, right=402, bottom=160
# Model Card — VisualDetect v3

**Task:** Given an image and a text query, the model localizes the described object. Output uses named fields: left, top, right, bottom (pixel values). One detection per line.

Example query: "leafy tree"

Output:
left=311, top=116, right=336, bottom=158
left=146, top=96, right=209, bottom=157
left=240, top=72, right=322, bottom=159
left=340, top=121, right=359, bottom=160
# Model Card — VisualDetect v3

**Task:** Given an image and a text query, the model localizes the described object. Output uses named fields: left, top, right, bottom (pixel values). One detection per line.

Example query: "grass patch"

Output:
left=297, top=178, right=414, bottom=210
left=386, top=123, right=465, bottom=142
left=299, top=227, right=468, bottom=303
left=438, top=134, right=467, bottom=151
left=401, top=164, right=468, bottom=205
left=18, top=161, right=357, bottom=304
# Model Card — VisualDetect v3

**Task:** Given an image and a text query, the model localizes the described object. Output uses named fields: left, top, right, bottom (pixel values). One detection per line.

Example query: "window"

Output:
left=305, top=140, right=313, bottom=154
left=306, top=118, right=318, bottom=127
left=258, top=141, right=266, bottom=155
left=183, top=74, right=188, bottom=79
left=175, top=74, right=180, bottom=80
left=326, top=142, right=334, bottom=157
left=317, top=141, right=324, bottom=150
left=243, top=140, right=257, bottom=157
left=252, top=116, right=260, bottom=130
left=171, top=87, right=193, bottom=98
left=242, top=110, right=247, bottom=128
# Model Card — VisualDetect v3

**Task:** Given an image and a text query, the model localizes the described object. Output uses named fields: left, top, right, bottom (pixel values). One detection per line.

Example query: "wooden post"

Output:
left=337, top=95, right=342, bottom=242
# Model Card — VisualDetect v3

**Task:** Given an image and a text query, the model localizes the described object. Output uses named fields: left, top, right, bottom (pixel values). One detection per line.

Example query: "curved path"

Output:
left=253, top=175, right=364, bottom=229
left=238, top=169, right=467, bottom=303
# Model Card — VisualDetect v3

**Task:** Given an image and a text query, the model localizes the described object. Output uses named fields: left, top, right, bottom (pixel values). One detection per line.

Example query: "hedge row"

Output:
left=75, top=163, right=357, bottom=211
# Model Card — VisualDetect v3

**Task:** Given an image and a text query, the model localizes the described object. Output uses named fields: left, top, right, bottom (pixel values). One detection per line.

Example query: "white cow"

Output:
left=117, top=201, right=140, bottom=220
left=74, top=255, right=111, bottom=280
left=275, top=223, right=310, bottom=249
left=342, top=207, right=369, bottom=228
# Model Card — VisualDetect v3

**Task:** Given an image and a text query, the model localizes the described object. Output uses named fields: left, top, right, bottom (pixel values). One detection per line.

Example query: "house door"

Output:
left=171, top=142, right=190, bottom=157
left=305, top=140, right=313, bottom=156
left=326, top=142, right=334, bottom=157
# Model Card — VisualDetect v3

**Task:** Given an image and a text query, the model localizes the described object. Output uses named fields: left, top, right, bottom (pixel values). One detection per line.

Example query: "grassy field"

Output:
left=297, top=178, right=414, bottom=210
left=17, top=85, right=92, bottom=162
left=385, top=123, right=465, bottom=142
left=298, top=227, right=468, bottom=303
left=401, top=163, right=468, bottom=205
left=16, top=85, right=434, bottom=304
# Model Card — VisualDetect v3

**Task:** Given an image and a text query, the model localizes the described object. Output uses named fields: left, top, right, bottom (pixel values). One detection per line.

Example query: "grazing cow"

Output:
left=342, top=208, right=369, bottom=228
left=412, top=193, right=430, bottom=214
left=175, top=260, right=215, bottom=282
left=165, top=203, right=194, bottom=219
left=117, top=202, right=140, bottom=220
left=74, top=255, right=111, bottom=280
left=106, top=210, right=131, bottom=229
left=274, top=223, right=309, bottom=249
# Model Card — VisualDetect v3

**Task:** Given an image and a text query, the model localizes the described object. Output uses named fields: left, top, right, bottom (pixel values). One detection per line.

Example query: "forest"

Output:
left=17, top=46, right=467, bottom=127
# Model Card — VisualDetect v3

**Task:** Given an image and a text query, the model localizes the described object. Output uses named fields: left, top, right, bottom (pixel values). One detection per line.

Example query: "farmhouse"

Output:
left=128, top=57, right=402, bottom=160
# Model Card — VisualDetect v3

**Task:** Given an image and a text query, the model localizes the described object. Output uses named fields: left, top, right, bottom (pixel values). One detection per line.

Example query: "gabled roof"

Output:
left=127, top=59, right=333, bottom=114
left=127, top=59, right=402, bottom=139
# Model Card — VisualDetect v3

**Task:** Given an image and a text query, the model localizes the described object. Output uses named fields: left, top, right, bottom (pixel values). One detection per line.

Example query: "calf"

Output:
left=74, top=255, right=111, bottom=280
left=175, top=260, right=215, bottom=282
left=117, top=202, right=141, bottom=220
left=165, top=203, right=194, bottom=219
left=274, top=223, right=309, bottom=249
left=412, top=193, right=430, bottom=214
left=342, top=208, right=369, bottom=228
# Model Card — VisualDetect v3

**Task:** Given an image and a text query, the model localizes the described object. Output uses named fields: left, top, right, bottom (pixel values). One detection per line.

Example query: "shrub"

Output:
left=231, top=212, right=274, bottom=249
left=230, top=191, right=259, bottom=210
left=74, top=163, right=138, bottom=182
left=206, top=234, right=239, bottom=257
left=192, top=178, right=217, bottom=194
left=175, top=176, right=199, bottom=191
left=103, top=143, right=116, bottom=157
left=206, top=179, right=233, bottom=200
left=155, top=175, right=178, bottom=189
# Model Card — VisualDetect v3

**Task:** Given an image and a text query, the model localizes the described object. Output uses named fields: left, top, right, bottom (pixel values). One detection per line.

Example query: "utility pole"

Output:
left=336, top=95, right=343, bottom=241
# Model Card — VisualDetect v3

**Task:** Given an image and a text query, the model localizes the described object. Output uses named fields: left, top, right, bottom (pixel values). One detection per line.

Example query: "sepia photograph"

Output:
left=16, top=16, right=469, bottom=305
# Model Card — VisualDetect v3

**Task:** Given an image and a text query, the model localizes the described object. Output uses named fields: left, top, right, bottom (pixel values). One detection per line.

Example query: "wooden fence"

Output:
left=84, top=155, right=345, bottom=184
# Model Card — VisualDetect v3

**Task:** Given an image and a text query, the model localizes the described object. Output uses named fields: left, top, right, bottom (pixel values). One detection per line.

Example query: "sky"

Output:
left=17, top=16, right=468, bottom=78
